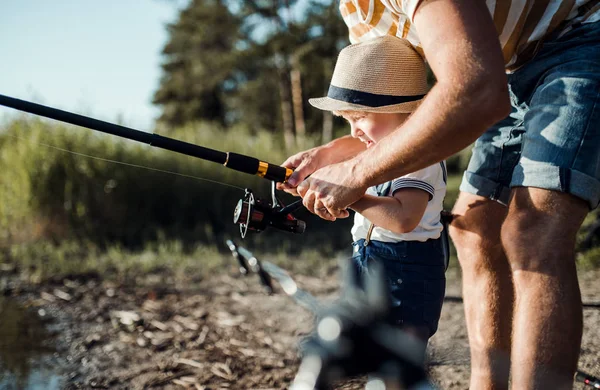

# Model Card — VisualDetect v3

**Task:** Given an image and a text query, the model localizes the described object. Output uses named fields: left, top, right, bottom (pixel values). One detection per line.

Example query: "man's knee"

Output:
left=501, top=188, right=589, bottom=271
left=449, top=192, right=507, bottom=270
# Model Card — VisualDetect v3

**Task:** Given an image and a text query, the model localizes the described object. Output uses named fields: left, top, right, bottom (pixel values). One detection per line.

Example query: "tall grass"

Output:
left=1, top=116, right=598, bottom=281
left=0, top=117, right=352, bottom=255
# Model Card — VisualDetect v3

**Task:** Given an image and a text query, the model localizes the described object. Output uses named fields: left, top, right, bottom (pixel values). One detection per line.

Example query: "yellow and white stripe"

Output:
left=339, top=0, right=600, bottom=71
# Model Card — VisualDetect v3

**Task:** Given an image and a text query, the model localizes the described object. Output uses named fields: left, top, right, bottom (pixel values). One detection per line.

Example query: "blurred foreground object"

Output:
left=227, top=240, right=435, bottom=389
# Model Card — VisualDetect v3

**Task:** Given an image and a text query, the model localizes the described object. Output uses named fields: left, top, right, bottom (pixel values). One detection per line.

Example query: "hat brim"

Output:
left=308, top=97, right=421, bottom=113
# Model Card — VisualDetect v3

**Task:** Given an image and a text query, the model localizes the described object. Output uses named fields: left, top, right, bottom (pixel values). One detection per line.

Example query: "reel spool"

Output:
left=233, top=183, right=306, bottom=238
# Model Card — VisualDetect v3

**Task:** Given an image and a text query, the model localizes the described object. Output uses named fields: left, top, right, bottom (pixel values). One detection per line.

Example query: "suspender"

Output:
left=439, top=162, right=451, bottom=270
left=363, top=180, right=393, bottom=246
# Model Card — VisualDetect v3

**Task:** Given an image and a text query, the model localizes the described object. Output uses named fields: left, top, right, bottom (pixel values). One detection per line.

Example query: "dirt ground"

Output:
left=2, top=260, right=600, bottom=390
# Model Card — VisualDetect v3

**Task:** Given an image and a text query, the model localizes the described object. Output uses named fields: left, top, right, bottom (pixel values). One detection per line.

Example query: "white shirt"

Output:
left=351, top=162, right=446, bottom=243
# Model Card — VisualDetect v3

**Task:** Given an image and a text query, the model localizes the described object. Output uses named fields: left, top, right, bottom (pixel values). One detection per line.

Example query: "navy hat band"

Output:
left=327, top=85, right=425, bottom=108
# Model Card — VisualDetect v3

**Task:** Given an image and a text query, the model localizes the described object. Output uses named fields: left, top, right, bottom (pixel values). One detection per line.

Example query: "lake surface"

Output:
left=0, top=296, right=62, bottom=389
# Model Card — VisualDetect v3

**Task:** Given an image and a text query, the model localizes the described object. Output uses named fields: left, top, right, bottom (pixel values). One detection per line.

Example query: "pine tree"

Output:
left=153, top=0, right=349, bottom=141
left=153, top=0, right=242, bottom=127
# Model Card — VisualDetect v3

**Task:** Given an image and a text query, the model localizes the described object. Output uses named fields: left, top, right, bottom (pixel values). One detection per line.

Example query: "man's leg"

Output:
left=450, top=191, right=513, bottom=390
left=502, top=187, right=587, bottom=389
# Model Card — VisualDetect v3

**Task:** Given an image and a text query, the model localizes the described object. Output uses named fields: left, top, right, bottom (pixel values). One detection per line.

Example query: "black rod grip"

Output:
left=225, top=152, right=260, bottom=175
left=264, top=164, right=292, bottom=182
left=225, top=153, right=292, bottom=182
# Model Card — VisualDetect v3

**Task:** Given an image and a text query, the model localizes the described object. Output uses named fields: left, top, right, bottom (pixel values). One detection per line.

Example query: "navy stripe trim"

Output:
left=391, top=179, right=435, bottom=200
left=440, top=161, right=447, bottom=184
left=328, top=85, right=425, bottom=108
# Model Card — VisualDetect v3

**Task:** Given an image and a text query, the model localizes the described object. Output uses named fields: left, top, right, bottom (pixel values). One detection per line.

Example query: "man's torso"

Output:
left=340, top=0, right=600, bottom=70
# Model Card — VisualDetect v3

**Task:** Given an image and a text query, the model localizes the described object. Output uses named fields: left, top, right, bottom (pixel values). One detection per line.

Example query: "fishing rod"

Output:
left=0, top=94, right=292, bottom=182
left=0, top=93, right=305, bottom=237
left=226, top=239, right=321, bottom=312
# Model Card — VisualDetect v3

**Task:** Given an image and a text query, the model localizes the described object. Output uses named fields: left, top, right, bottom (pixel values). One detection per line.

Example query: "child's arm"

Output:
left=349, top=188, right=429, bottom=234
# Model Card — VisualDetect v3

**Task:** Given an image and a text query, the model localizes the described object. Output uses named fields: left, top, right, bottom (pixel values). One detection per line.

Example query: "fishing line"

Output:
left=3, top=133, right=245, bottom=191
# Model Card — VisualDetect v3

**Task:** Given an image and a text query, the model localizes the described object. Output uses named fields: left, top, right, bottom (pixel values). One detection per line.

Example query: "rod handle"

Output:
left=225, top=152, right=293, bottom=183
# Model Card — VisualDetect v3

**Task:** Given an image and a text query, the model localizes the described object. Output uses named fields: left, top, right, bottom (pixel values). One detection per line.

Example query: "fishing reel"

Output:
left=233, top=181, right=306, bottom=238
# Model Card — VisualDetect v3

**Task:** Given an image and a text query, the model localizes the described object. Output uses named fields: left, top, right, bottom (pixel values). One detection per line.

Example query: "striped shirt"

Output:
left=340, top=0, right=600, bottom=71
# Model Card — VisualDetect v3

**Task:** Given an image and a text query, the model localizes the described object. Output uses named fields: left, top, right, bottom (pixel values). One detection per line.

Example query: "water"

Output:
left=0, top=296, right=62, bottom=390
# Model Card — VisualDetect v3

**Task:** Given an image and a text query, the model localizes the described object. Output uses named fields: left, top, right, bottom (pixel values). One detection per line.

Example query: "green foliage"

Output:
left=153, top=0, right=242, bottom=126
left=445, top=146, right=472, bottom=176
left=0, top=237, right=340, bottom=284
left=1, top=118, right=241, bottom=246
left=443, top=174, right=462, bottom=211
left=577, top=246, right=600, bottom=269
left=0, top=118, right=352, bottom=255
left=576, top=209, right=600, bottom=268
left=4, top=117, right=599, bottom=274
left=1, top=238, right=227, bottom=283
left=153, top=0, right=349, bottom=138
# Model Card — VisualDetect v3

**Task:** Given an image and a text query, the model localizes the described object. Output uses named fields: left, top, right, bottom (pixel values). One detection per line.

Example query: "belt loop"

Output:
left=364, top=222, right=375, bottom=246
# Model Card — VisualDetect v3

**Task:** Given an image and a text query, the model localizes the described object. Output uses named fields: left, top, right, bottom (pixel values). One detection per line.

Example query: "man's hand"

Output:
left=276, top=146, right=331, bottom=196
left=296, top=160, right=367, bottom=221
left=277, top=136, right=367, bottom=195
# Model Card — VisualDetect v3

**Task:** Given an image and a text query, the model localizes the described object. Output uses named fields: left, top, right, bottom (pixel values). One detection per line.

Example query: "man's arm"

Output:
left=351, top=0, right=511, bottom=187
left=296, top=0, right=511, bottom=220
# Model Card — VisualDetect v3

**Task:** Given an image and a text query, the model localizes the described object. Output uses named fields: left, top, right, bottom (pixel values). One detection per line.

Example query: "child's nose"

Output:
left=351, top=125, right=363, bottom=138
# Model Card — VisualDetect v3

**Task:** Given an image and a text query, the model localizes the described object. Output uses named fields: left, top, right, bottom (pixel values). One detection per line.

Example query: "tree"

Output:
left=153, top=0, right=242, bottom=127
left=153, top=0, right=349, bottom=141
left=296, top=0, right=350, bottom=142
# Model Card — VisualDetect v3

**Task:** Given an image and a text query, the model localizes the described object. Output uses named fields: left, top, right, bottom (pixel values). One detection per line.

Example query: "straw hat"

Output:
left=309, top=35, right=429, bottom=113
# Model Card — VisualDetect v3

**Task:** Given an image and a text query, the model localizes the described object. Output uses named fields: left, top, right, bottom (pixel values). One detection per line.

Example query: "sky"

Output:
left=0, top=1, right=186, bottom=130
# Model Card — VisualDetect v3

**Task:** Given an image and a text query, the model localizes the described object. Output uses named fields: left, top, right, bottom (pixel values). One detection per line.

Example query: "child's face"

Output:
left=336, top=111, right=410, bottom=148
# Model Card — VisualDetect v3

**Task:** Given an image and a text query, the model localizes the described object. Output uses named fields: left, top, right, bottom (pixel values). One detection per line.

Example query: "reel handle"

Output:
left=279, top=199, right=303, bottom=215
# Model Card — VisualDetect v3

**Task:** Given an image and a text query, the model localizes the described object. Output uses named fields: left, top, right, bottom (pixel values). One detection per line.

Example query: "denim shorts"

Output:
left=460, top=21, right=600, bottom=208
left=351, top=239, right=446, bottom=338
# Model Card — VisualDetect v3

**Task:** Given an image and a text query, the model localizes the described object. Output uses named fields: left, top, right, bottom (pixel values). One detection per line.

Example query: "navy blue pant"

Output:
left=351, top=238, right=446, bottom=337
